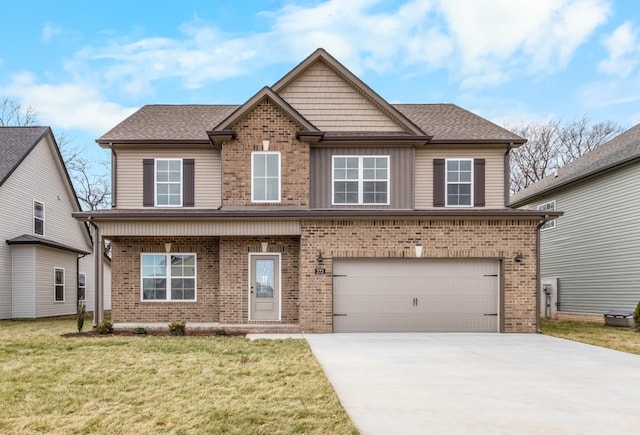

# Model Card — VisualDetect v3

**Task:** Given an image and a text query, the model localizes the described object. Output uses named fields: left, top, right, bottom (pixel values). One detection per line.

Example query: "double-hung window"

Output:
left=537, top=200, right=556, bottom=230
left=333, top=156, right=389, bottom=205
left=252, top=152, right=280, bottom=202
left=78, top=273, right=86, bottom=302
left=34, top=201, right=44, bottom=236
left=446, top=159, right=473, bottom=206
left=155, top=159, right=182, bottom=206
left=54, top=267, right=64, bottom=302
left=141, top=253, right=196, bottom=301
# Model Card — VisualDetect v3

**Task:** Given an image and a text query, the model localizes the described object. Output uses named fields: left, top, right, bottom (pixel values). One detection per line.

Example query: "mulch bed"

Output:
left=62, top=328, right=247, bottom=338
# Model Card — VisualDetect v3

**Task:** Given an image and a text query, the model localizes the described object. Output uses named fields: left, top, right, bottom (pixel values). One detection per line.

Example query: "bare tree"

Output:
left=508, top=116, right=624, bottom=194
left=1, top=97, right=111, bottom=210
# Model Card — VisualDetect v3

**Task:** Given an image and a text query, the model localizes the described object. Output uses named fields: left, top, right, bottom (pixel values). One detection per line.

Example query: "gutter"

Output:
left=536, top=215, right=553, bottom=333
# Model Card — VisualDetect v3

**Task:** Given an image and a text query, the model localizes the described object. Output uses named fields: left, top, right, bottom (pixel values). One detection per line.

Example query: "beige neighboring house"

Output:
left=76, top=49, right=558, bottom=333
left=0, top=126, right=100, bottom=319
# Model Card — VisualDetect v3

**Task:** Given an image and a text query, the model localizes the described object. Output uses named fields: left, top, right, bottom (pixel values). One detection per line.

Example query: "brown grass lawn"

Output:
left=0, top=318, right=358, bottom=434
left=540, top=318, right=640, bottom=355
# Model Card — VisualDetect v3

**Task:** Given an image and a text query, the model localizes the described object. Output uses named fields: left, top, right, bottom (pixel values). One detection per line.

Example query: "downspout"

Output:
left=88, top=218, right=103, bottom=327
left=536, top=215, right=552, bottom=333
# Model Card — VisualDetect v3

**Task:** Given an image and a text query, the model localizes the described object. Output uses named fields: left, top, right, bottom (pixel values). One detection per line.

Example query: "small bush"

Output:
left=634, top=301, right=640, bottom=330
left=96, top=321, right=113, bottom=334
left=76, top=299, right=86, bottom=332
left=168, top=321, right=186, bottom=336
left=133, top=327, right=147, bottom=335
left=214, top=328, right=227, bottom=336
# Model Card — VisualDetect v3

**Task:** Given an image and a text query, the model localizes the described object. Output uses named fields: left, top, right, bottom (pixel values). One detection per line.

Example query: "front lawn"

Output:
left=540, top=318, right=640, bottom=355
left=0, top=318, right=357, bottom=434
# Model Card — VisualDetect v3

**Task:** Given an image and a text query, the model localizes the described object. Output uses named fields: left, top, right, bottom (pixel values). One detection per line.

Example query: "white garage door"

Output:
left=333, top=259, right=500, bottom=332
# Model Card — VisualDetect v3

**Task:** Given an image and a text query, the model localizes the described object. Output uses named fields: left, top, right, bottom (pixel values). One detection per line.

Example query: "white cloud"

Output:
left=42, top=22, right=62, bottom=42
left=2, top=72, right=136, bottom=134
left=599, top=22, right=640, bottom=77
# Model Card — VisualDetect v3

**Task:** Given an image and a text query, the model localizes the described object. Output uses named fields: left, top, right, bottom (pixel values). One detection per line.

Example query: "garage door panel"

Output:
left=333, top=259, right=500, bottom=333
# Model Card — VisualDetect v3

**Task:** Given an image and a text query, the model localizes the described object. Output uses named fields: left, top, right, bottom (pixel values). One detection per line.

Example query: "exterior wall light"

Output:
left=514, top=252, right=524, bottom=262
left=317, top=251, right=324, bottom=263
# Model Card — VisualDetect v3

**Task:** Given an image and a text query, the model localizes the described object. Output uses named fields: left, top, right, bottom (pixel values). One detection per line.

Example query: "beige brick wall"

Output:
left=224, top=98, right=310, bottom=206
left=110, top=237, right=219, bottom=323
left=555, top=311, right=605, bottom=323
left=299, top=218, right=540, bottom=333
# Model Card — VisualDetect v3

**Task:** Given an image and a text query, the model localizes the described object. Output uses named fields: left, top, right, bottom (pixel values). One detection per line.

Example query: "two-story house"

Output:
left=1, top=126, right=95, bottom=319
left=75, top=49, right=558, bottom=333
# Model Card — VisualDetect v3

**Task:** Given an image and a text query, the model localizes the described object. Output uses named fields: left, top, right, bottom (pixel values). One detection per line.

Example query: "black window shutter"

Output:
left=183, top=159, right=195, bottom=207
left=143, top=159, right=154, bottom=207
left=433, top=159, right=445, bottom=207
left=474, top=158, right=486, bottom=207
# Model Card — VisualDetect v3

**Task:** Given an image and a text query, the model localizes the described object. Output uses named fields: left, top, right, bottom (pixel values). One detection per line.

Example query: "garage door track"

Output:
left=305, top=333, right=640, bottom=434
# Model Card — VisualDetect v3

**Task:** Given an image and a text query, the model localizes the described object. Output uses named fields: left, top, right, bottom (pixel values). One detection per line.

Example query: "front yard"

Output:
left=0, top=318, right=357, bottom=434
left=540, top=318, right=640, bottom=355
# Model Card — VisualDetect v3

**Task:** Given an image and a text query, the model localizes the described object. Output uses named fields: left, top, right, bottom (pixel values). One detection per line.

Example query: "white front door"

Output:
left=250, top=254, right=280, bottom=321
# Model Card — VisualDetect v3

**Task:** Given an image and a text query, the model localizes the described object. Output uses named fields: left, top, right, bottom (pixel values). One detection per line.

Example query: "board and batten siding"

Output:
left=0, top=135, right=93, bottom=319
left=278, top=61, right=405, bottom=132
left=523, top=162, right=640, bottom=313
left=98, top=220, right=302, bottom=238
left=115, top=147, right=221, bottom=209
left=310, top=147, right=414, bottom=209
left=415, top=147, right=507, bottom=209
left=11, top=245, right=35, bottom=318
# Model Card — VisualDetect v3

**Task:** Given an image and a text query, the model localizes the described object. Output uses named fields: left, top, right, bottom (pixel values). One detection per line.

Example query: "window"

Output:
left=78, top=273, right=86, bottom=302
left=34, top=201, right=44, bottom=236
left=333, top=156, right=389, bottom=205
left=141, top=254, right=196, bottom=301
left=54, top=268, right=64, bottom=302
left=537, top=200, right=556, bottom=230
left=155, top=159, right=182, bottom=206
left=252, top=152, right=280, bottom=202
left=446, top=159, right=473, bottom=206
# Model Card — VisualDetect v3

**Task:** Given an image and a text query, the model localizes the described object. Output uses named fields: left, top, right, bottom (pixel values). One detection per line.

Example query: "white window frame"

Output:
left=140, top=253, right=197, bottom=302
left=445, top=158, right=473, bottom=207
left=33, top=200, right=45, bottom=236
left=251, top=151, right=281, bottom=203
left=155, top=158, right=183, bottom=207
left=331, top=155, right=390, bottom=205
left=537, top=200, right=556, bottom=230
left=54, top=267, right=65, bottom=303
left=78, top=273, right=86, bottom=302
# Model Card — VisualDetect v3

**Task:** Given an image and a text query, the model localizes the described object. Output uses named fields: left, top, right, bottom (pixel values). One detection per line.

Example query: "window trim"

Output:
left=251, top=151, right=281, bottom=203
left=140, top=253, right=197, bottom=302
left=33, top=200, right=45, bottom=236
left=445, top=158, right=474, bottom=207
left=331, top=155, right=391, bottom=206
left=54, top=267, right=65, bottom=303
left=537, top=200, right=556, bottom=230
left=154, top=158, right=183, bottom=207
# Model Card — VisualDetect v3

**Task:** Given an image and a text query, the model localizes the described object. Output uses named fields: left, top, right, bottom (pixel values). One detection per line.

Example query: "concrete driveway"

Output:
left=304, top=333, right=640, bottom=434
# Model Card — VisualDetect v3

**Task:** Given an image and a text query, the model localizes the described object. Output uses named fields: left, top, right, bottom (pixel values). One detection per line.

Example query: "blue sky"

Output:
left=2, top=0, right=639, bottom=162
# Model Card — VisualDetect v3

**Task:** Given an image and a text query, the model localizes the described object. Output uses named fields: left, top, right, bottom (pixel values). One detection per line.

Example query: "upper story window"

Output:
left=446, top=159, right=473, bottom=207
left=252, top=152, right=281, bottom=202
left=155, top=159, right=182, bottom=206
left=537, top=200, right=556, bottom=230
left=333, top=156, right=389, bottom=205
left=141, top=253, right=197, bottom=301
left=33, top=201, right=44, bottom=236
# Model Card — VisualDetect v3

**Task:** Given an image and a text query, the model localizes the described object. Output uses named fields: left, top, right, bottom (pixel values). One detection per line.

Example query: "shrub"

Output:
left=132, top=327, right=147, bottom=335
left=634, top=301, right=640, bottom=330
left=76, top=299, right=86, bottom=332
left=168, top=321, right=186, bottom=336
left=214, top=328, right=227, bottom=336
left=96, top=321, right=113, bottom=334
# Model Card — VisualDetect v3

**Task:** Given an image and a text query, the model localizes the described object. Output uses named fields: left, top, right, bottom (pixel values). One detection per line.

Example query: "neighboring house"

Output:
left=511, top=123, right=640, bottom=321
left=75, top=49, right=556, bottom=333
left=0, top=126, right=95, bottom=319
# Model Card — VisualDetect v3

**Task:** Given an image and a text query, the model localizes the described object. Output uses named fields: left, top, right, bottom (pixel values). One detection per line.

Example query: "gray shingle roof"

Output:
left=0, top=126, right=49, bottom=187
left=97, top=103, right=524, bottom=144
left=510, top=123, right=640, bottom=206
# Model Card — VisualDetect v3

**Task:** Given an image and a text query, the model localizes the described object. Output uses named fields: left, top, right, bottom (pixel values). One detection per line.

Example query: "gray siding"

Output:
left=524, top=162, right=640, bottom=313
left=310, top=147, right=413, bottom=209
left=11, top=245, right=35, bottom=318
left=35, top=247, right=77, bottom=318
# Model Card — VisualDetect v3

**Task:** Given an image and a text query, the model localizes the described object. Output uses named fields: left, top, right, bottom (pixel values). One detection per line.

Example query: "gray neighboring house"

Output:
left=510, top=123, right=640, bottom=321
left=0, top=126, right=97, bottom=319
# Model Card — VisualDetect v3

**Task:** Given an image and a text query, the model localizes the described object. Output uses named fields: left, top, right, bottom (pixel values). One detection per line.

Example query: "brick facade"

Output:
left=224, top=98, right=310, bottom=207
